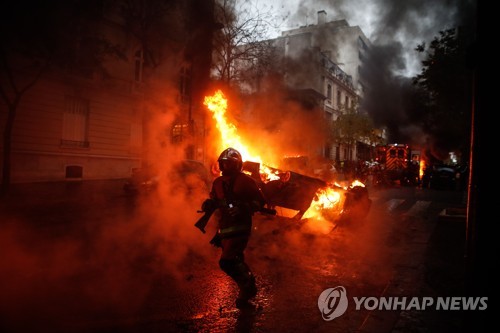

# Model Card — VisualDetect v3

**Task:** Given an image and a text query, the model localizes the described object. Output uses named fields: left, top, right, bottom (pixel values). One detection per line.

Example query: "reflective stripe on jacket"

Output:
left=218, top=224, right=252, bottom=238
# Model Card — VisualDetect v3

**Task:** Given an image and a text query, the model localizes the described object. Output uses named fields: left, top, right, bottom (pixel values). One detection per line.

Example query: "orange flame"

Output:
left=204, top=90, right=279, bottom=181
left=350, top=180, right=365, bottom=188
left=419, top=159, right=425, bottom=179
left=303, top=186, right=342, bottom=219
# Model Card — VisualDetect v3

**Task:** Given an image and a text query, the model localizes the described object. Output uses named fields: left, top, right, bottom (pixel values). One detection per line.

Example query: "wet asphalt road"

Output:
left=0, top=181, right=476, bottom=332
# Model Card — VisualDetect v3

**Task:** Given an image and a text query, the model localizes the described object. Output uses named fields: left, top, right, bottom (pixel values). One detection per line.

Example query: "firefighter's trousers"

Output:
left=219, top=235, right=257, bottom=301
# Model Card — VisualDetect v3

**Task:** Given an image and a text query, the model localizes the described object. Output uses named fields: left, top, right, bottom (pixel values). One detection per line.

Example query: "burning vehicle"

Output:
left=241, top=160, right=372, bottom=226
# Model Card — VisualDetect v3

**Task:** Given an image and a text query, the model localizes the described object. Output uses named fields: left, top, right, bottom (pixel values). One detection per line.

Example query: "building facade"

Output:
left=0, top=0, right=215, bottom=184
left=265, top=10, right=373, bottom=163
left=281, top=10, right=371, bottom=99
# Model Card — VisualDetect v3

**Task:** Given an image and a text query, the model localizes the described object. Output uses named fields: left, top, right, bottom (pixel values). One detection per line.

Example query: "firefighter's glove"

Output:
left=201, top=198, right=216, bottom=212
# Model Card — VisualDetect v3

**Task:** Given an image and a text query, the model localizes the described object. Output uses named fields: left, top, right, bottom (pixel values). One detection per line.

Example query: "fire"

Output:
left=303, top=186, right=342, bottom=219
left=204, top=90, right=244, bottom=156
left=203, top=89, right=365, bottom=223
left=203, top=90, right=280, bottom=181
left=419, top=159, right=425, bottom=179
left=350, top=180, right=365, bottom=188
left=302, top=180, right=364, bottom=220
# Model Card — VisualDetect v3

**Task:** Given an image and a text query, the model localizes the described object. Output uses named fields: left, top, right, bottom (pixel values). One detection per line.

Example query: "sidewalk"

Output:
left=1, top=179, right=128, bottom=226
left=361, top=187, right=489, bottom=333
left=1, top=179, right=126, bottom=205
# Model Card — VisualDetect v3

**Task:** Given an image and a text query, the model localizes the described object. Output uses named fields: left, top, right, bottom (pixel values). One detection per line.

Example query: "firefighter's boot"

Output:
left=219, top=258, right=258, bottom=308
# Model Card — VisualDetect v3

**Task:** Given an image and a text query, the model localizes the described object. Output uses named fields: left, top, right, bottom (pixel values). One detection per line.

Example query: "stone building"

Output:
left=263, top=10, right=374, bottom=163
left=0, top=1, right=216, bottom=184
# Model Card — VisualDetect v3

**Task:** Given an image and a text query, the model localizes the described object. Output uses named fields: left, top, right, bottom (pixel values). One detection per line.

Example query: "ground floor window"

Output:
left=62, top=96, right=89, bottom=148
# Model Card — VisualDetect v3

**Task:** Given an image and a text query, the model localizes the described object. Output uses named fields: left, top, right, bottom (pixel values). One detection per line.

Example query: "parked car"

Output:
left=123, top=160, right=212, bottom=195
left=429, top=166, right=455, bottom=190
left=422, top=164, right=466, bottom=190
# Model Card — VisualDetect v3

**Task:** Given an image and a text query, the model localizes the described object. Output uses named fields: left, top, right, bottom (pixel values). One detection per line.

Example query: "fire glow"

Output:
left=203, top=89, right=362, bottom=221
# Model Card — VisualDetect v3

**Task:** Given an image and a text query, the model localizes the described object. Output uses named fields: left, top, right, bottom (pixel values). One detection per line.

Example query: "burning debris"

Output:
left=243, top=158, right=372, bottom=227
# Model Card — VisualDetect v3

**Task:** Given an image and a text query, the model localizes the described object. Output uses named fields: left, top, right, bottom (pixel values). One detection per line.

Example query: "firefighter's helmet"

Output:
left=218, top=147, right=243, bottom=175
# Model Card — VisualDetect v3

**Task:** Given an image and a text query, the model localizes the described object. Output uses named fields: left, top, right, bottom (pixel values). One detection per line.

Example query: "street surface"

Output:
left=1, top=182, right=473, bottom=332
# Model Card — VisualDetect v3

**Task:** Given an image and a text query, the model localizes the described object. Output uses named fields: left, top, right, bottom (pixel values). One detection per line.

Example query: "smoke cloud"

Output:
left=275, top=0, right=477, bottom=161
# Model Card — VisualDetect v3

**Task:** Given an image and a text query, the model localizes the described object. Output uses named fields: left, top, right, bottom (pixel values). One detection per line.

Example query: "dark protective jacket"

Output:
left=210, top=172, right=266, bottom=238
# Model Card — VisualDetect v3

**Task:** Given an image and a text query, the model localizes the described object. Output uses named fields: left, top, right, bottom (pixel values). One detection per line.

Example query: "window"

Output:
left=345, top=96, right=349, bottom=108
left=65, top=165, right=83, bottom=179
left=325, top=145, right=331, bottom=159
left=171, top=123, right=189, bottom=143
left=62, top=96, right=89, bottom=148
left=326, top=83, right=332, bottom=103
left=337, top=90, right=342, bottom=109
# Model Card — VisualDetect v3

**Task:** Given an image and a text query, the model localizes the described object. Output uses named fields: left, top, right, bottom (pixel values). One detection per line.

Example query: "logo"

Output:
left=353, top=296, right=488, bottom=311
left=318, top=286, right=488, bottom=322
left=317, top=286, right=348, bottom=321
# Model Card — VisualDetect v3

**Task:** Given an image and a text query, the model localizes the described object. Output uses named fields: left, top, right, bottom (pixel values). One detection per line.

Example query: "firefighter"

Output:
left=204, top=147, right=267, bottom=308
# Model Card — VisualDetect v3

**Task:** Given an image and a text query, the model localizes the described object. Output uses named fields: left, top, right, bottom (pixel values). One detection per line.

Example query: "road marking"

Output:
left=404, top=200, right=431, bottom=217
left=385, top=199, right=405, bottom=212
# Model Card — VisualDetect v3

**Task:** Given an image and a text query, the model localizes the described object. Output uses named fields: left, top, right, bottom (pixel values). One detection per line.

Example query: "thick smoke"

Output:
left=284, top=0, right=476, bottom=161
left=288, top=0, right=475, bottom=74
